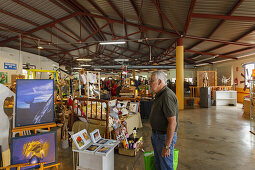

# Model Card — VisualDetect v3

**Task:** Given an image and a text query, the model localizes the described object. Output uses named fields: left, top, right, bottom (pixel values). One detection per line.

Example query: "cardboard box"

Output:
left=118, top=139, right=143, bottom=157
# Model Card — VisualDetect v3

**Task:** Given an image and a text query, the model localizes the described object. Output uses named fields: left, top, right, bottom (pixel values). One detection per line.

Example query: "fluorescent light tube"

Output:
left=81, top=65, right=91, bottom=67
left=100, top=41, right=126, bottom=45
left=76, top=58, right=92, bottom=61
left=114, top=59, right=129, bottom=62
left=73, top=67, right=82, bottom=69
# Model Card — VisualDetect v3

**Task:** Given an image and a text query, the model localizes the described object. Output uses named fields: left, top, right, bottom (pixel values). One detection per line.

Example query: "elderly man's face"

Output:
left=150, top=74, right=160, bottom=93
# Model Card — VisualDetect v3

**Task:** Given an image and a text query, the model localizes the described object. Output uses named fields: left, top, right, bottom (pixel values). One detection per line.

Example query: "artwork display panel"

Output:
left=15, top=79, right=54, bottom=127
left=11, top=132, right=56, bottom=170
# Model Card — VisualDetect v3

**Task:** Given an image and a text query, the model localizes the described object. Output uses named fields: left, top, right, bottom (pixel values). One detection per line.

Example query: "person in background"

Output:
left=116, top=81, right=122, bottom=97
left=110, top=79, right=117, bottom=96
left=106, top=78, right=111, bottom=91
left=149, top=71, right=179, bottom=170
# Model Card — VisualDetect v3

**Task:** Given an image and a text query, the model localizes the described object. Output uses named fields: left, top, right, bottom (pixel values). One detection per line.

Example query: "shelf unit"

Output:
left=213, top=91, right=237, bottom=106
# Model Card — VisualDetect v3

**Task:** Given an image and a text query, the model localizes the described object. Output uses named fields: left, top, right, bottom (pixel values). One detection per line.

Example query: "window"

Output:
left=244, top=63, right=255, bottom=87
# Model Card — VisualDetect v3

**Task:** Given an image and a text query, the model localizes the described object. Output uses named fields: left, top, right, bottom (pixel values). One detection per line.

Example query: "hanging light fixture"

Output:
left=99, top=41, right=126, bottom=45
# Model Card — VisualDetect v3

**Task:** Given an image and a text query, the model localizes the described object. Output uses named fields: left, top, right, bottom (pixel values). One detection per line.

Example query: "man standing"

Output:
left=149, top=71, right=179, bottom=170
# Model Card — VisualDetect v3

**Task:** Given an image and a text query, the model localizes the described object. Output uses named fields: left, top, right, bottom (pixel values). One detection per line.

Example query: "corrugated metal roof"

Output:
left=0, top=13, right=35, bottom=31
left=194, top=0, right=237, bottom=15
left=160, top=0, right=191, bottom=32
left=211, top=44, right=246, bottom=54
left=23, top=0, right=69, bottom=19
left=210, top=20, right=254, bottom=41
left=192, top=41, right=221, bottom=52
left=1, top=0, right=255, bottom=67
left=232, top=0, right=255, bottom=17
left=141, top=1, right=164, bottom=30
left=0, top=0, right=51, bottom=26
left=187, top=18, right=220, bottom=37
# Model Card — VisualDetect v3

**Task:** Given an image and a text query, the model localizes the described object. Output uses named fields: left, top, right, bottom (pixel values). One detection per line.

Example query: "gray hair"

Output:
left=151, top=71, right=167, bottom=84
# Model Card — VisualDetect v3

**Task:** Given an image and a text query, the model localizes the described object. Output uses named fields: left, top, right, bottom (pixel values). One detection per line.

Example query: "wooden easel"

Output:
left=12, top=123, right=57, bottom=136
left=0, top=162, right=60, bottom=170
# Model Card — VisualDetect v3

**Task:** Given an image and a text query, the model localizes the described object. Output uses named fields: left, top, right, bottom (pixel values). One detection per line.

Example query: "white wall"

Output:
left=0, top=47, right=59, bottom=84
left=196, top=55, right=255, bottom=88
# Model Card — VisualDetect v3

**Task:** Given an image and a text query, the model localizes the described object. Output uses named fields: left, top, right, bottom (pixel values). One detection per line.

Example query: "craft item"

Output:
left=121, top=108, right=129, bottom=116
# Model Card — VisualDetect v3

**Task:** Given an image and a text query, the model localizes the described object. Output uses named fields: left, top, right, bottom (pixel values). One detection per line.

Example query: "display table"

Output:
left=73, top=142, right=119, bottom=170
left=120, top=112, right=143, bottom=135
left=213, top=90, right=237, bottom=106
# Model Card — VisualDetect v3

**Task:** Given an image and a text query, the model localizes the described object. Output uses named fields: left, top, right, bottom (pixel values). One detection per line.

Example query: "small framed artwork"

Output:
left=118, top=101, right=128, bottom=108
left=129, top=102, right=139, bottom=113
left=109, top=99, right=116, bottom=107
left=106, top=140, right=118, bottom=146
left=80, top=129, right=91, bottom=145
left=96, top=145, right=112, bottom=155
left=90, top=129, right=101, bottom=143
left=71, top=132, right=86, bottom=150
left=84, top=144, right=100, bottom=152
left=96, top=138, right=108, bottom=145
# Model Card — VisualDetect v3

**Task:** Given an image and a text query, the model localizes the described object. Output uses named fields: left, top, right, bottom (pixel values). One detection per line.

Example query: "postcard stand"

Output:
left=72, top=129, right=119, bottom=170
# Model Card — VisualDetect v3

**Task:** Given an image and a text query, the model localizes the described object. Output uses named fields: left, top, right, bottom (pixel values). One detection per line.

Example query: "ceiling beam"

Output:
left=151, top=0, right=180, bottom=35
left=185, top=49, right=237, bottom=60
left=192, top=13, right=255, bottom=22
left=183, top=0, right=197, bottom=36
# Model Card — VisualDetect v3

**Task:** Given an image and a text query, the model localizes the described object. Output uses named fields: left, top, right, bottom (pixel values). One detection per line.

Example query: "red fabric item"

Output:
left=111, top=83, right=117, bottom=96
left=67, top=97, right=72, bottom=106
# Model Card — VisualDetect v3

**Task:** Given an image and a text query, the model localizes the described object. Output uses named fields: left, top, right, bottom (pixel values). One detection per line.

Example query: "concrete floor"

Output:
left=58, top=104, right=255, bottom=170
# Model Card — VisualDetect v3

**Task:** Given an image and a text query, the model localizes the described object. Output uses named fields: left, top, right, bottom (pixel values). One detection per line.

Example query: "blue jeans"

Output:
left=151, top=132, right=177, bottom=170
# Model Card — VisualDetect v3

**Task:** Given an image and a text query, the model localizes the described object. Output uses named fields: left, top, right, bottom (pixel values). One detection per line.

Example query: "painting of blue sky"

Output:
left=16, top=79, right=54, bottom=127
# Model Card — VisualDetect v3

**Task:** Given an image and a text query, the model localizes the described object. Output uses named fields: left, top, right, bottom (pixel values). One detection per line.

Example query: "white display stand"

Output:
left=73, top=141, right=119, bottom=170
left=213, top=90, right=237, bottom=106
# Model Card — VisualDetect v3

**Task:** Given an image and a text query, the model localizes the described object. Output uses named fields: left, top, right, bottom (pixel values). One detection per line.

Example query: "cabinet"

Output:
left=213, top=91, right=237, bottom=106
left=200, top=87, right=211, bottom=108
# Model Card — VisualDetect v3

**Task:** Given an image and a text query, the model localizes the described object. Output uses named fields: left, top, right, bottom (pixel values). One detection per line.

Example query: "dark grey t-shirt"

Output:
left=149, top=86, right=179, bottom=132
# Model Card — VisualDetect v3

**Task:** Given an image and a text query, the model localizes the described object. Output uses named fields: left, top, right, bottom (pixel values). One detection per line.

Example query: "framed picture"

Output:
left=90, top=129, right=101, bottom=143
left=0, top=72, right=7, bottom=84
left=109, top=99, right=116, bottom=107
left=129, top=102, right=139, bottom=113
left=84, top=144, right=100, bottom=152
left=71, top=132, right=87, bottom=150
left=11, top=132, right=56, bottom=170
left=96, top=138, right=108, bottom=145
left=80, top=129, right=90, bottom=143
left=118, top=101, right=128, bottom=108
left=95, top=145, right=112, bottom=155
left=105, top=139, right=118, bottom=146
left=15, top=79, right=54, bottom=127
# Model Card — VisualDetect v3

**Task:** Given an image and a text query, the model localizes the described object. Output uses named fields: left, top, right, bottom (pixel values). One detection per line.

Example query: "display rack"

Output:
left=249, top=80, right=255, bottom=134
left=12, top=123, right=57, bottom=136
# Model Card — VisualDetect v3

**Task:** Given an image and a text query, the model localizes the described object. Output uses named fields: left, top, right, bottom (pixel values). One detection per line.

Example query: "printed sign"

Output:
left=253, top=69, right=255, bottom=78
left=4, top=63, right=17, bottom=70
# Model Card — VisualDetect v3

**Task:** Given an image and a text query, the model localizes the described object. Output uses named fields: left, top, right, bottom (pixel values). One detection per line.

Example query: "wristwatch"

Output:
left=164, top=145, right=171, bottom=150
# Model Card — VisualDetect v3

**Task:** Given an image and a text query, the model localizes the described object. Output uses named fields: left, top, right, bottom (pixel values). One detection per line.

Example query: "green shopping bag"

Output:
left=173, top=149, right=179, bottom=170
left=144, top=149, right=179, bottom=170
left=144, top=151, right=156, bottom=170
